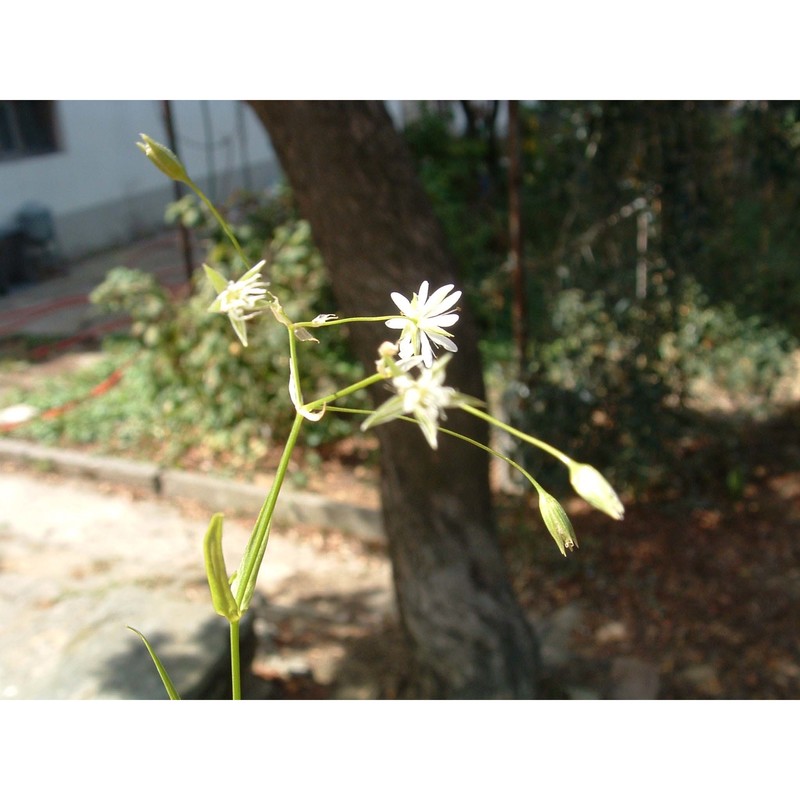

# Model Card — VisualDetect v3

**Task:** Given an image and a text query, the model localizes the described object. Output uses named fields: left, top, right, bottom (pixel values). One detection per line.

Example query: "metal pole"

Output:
left=161, top=100, right=195, bottom=281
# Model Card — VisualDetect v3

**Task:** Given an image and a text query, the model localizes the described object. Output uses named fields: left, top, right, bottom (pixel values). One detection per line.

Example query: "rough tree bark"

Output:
left=249, top=101, right=540, bottom=698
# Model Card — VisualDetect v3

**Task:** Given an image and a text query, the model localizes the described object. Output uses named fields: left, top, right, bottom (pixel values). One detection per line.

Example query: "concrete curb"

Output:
left=0, top=437, right=384, bottom=544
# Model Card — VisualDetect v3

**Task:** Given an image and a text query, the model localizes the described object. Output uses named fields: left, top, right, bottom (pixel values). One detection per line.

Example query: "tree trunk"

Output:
left=249, top=100, right=540, bottom=698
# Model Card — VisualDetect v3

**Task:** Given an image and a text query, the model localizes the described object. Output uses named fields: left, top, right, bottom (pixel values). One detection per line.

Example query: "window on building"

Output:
left=0, top=101, right=59, bottom=161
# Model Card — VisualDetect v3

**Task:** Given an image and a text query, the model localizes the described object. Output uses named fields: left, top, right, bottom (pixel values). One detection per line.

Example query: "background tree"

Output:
left=248, top=100, right=540, bottom=698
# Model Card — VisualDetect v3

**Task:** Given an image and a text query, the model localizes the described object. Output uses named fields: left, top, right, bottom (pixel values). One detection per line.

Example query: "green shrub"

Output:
left=504, top=279, right=798, bottom=494
left=88, top=192, right=363, bottom=466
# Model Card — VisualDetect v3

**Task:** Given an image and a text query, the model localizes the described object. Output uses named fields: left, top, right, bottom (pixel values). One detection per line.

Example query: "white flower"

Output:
left=362, top=355, right=472, bottom=449
left=385, top=281, right=461, bottom=367
left=204, top=261, right=269, bottom=346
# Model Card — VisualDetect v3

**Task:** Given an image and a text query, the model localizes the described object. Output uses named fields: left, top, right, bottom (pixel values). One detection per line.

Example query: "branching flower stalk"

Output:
left=132, top=134, right=625, bottom=699
left=458, top=404, right=625, bottom=520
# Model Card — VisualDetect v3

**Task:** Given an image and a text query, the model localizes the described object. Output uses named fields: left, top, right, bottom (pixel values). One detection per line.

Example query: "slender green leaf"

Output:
left=127, top=626, right=181, bottom=700
left=235, top=519, right=271, bottom=615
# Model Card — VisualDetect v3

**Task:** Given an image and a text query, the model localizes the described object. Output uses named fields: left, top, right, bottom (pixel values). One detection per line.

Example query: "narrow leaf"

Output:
left=236, top=519, right=271, bottom=615
left=127, top=626, right=181, bottom=700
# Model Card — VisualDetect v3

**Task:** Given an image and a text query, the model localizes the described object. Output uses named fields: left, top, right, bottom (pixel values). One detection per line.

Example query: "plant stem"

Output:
left=437, top=422, right=546, bottom=494
left=327, top=406, right=547, bottom=494
left=304, top=371, right=386, bottom=412
left=459, top=403, right=573, bottom=466
left=230, top=619, right=241, bottom=700
left=293, top=314, right=396, bottom=329
left=187, top=178, right=250, bottom=267
left=234, top=411, right=305, bottom=611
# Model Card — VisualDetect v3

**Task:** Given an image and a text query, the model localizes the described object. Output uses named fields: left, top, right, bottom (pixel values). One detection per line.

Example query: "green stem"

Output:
left=230, top=619, right=241, bottom=700
left=234, top=411, right=305, bottom=610
left=459, top=403, right=573, bottom=467
left=292, top=315, right=396, bottom=329
left=186, top=178, right=249, bottom=267
left=304, top=371, right=386, bottom=412
left=326, top=406, right=547, bottom=495
left=437, top=423, right=546, bottom=494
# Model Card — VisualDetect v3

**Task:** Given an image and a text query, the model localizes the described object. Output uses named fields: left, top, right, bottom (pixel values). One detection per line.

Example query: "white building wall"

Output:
left=1, top=100, right=278, bottom=259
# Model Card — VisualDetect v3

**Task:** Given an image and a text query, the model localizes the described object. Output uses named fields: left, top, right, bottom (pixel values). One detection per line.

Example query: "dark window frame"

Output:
left=0, top=101, right=60, bottom=162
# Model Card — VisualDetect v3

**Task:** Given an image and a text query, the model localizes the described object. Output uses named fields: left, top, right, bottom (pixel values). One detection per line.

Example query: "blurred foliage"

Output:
left=405, top=101, right=800, bottom=495
left=11, top=103, right=800, bottom=491
left=85, top=190, right=363, bottom=466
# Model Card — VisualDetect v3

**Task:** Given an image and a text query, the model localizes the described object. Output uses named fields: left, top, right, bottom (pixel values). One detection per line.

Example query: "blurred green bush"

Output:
left=404, top=102, right=800, bottom=495
left=88, top=191, right=363, bottom=466
left=501, top=280, right=797, bottom=494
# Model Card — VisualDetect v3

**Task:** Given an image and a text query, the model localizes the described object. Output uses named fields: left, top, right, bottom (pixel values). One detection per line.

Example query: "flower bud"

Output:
left=538, top=491, right=578, bottom=557
left=203, top=513, right=241, bottom=622
left=137, top=133, right=190, bottom=183
left=569, top=462, right=625, bottom=520
left=375, top=341, right=400, bottom=377
left=378, top=341, right=399, bottom=359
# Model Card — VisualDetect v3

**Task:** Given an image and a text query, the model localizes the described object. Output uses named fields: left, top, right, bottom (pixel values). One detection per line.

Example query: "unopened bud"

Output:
left=538, top=491, right=578, bottom=557
left=137, top=133, right=190, bottom=184
left=378, top=341, right=399, bottom=358
left=375, top=341, right=400, bottom=377
left=569, top=462, right=625, bottom=520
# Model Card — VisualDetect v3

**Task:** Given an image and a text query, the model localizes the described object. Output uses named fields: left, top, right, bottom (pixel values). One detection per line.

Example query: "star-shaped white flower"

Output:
left=204, top=261, right=269, bottom=346
left=385, top=281, right=461, bottom=368
left=362, top=354, right=476, bottom=449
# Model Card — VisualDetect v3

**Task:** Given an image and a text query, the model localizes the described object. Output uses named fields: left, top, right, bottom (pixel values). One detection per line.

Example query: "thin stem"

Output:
left=459, top=403, right=573, bottom=467
left=230, top=619, right=241, bottom=700
left=326, top=405, right=546, bottom=493
left=186, top=178, right=250, bottom=267
left=288, top=325, right=304, bottom=410
left=292, top=315, right=396, bottom=329
left=234, top=411, right=305, bottom=610
left=304, top=371, right=386, bottom=412
left=437, top=423, right=546, bottom=494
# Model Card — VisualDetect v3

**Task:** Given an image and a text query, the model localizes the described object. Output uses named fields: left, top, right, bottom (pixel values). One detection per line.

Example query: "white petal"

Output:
left=390, top=292, right=414, bottom=316
left=419, top=334, right=434, bottom=367
left=385, top=317, right=408, bottom=330
left=424, top=312, right=459, bottom=329
left=426, top=331, right=458, bottom=352
left=417, top=281, right=430, bottom=306
left=426, top=285, right=459, bottom=313
left=415, top=409, right=439, bottom=449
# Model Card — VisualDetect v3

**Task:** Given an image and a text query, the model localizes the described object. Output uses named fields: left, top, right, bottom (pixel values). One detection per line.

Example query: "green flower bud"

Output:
left=569, top=462, right=624, bottom=520
left=538, top=490, right=578, bottom=557
left=203, top=513, right=241, bottom=622
left=137, top=133, right=190, bottom=183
